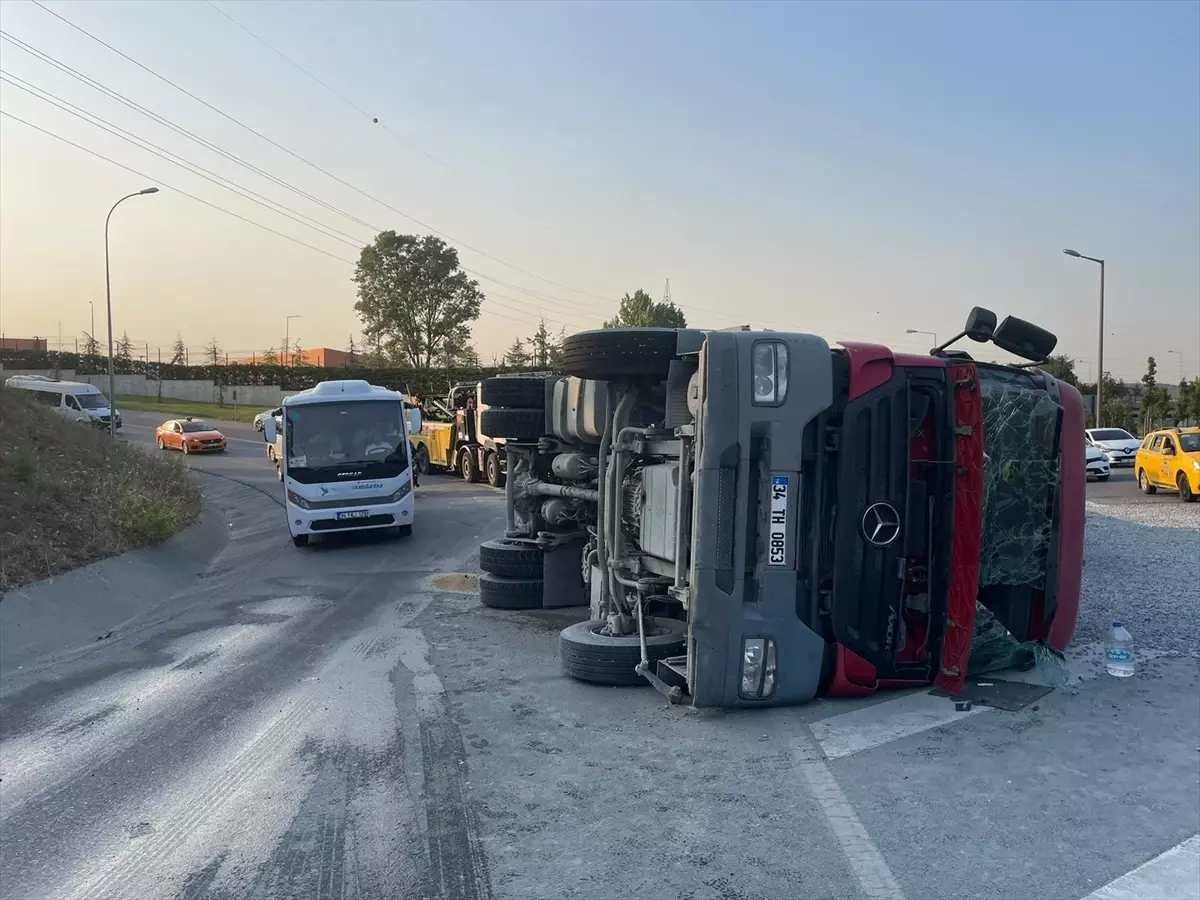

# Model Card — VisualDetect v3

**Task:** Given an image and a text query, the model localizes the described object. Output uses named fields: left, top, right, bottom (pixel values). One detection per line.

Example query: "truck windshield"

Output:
left=977, top=367, right=1062, bottom=591
left=285, top=400, right=409, bottom=484
left=75, top=393, right=109, bottom=410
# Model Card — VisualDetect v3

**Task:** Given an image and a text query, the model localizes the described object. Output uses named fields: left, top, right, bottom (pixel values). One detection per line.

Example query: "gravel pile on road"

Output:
left=1079, top=500, right=1200, bottom=655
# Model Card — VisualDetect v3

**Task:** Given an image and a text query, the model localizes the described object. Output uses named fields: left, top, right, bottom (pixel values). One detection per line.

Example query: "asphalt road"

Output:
left=1, top=416, right=1195, bottom=900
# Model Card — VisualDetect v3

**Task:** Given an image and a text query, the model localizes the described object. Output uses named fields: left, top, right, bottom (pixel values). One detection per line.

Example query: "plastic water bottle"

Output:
left=1105, top=622, right=1135, bottom=678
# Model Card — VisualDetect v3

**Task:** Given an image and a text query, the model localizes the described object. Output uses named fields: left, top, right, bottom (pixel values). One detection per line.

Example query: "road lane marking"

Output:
left=1081, top=834, right=1200, bottom=900
left=811, top=690, right=989, bottom=760
left=787, top=727, right=906, bottom=900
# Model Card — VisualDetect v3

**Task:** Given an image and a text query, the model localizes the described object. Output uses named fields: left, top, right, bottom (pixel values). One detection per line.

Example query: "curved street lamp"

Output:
left=105, top=187, right=158, bottom=437
left=1063, top=248, right=1106, bottom=426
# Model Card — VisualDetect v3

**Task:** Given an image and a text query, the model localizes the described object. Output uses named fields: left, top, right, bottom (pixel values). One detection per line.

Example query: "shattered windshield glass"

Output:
left=977, top=368, right=1062, bottom=589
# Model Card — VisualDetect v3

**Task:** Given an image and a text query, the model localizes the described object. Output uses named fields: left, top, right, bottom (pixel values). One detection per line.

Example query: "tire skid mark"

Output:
left=395, top=625, right=492, bottom=900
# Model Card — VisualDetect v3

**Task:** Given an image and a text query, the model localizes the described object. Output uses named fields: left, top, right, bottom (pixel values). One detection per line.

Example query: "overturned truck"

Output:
left=477, top=308, right=1085, bottom=708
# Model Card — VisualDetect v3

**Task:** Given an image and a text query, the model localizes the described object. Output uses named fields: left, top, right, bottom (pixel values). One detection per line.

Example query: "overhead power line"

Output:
left=0, top=28, right=614, bottom=327
left=0, top=111, right=578, bottom=330
left=203, top=0, right=550, bottom=231
left=30, top=0, right=619, bottom=307
left=0, top=110, right=357, bottom=264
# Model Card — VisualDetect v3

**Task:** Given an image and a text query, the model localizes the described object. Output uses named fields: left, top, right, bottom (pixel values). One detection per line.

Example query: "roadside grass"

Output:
left=0, top=387, right=201, bottom=594
left=116, top=394, right=262, bottom=425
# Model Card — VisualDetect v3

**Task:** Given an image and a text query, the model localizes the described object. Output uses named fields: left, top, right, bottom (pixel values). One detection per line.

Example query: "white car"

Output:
left=1085, top=443, right=1110, bottom=481
left=253, top=407, right=282, bottom=432
left=1085, top=427, right=1140, bottom=467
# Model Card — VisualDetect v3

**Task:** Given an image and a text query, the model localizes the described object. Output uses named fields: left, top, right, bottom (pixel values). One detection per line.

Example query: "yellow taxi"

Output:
left=1135, top=427, right=1200, bottom=503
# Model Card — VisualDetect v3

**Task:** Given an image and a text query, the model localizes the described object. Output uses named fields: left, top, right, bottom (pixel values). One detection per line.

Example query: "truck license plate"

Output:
left=337, top=510, right=369, bottom=520
left=768, top=475, right=789, bottom=567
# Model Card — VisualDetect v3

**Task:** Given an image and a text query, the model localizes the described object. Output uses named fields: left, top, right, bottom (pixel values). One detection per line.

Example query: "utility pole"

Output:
left=663, top=278, right=671, bottom=306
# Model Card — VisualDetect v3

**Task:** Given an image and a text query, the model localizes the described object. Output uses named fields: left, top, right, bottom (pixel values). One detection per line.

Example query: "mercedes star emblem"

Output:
left=861, top=502, right=901, bottom=547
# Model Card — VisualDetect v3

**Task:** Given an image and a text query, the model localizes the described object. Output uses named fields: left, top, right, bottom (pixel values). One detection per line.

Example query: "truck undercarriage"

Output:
left=477, top=309, right=1085, bottom=708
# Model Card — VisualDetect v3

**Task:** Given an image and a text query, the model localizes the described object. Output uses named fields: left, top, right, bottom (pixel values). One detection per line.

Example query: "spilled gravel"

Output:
left=1080, top=499, right=1200, bottom=654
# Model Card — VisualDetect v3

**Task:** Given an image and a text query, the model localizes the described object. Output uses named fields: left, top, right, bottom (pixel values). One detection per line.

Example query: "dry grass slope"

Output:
left=0, top=387, right=200, bottom=593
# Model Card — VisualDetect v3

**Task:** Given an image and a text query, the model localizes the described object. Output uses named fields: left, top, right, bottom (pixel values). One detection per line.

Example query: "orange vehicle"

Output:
left=1135, top=426, right=1200, bottom=502
left=155, top=417, right=228, bottom=454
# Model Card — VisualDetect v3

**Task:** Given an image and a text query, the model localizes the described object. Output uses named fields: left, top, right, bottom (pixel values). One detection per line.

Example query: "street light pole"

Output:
left=105, top=187, right=158, bottom=437
left=1063, top=249, right=1105, bottom=426
left=284, top=314, right=301, bottom=367
left=905, top=328, right=938, bottom=349
left=1167, top=349, right=1183, bottom=382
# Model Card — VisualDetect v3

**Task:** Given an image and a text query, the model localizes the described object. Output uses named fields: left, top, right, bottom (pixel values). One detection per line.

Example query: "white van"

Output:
left=5, top=375, right=122, bottom=429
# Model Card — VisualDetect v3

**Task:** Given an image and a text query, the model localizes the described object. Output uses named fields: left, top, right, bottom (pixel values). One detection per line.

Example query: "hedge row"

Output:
left=1, top=349, right=551, bottom=400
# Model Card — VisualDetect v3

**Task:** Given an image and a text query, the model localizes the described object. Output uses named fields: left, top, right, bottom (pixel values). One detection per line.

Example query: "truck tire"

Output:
left=479, top=572, right=542, bottom=610
left=479, top=538, right=543, bottom=578
left=561, top=328, right=680, bottom=381
left=485, top=451, right=505, bottom=488
left=479, top=408, right=545, bottom=441
left=480, top=376, right=547, bottom=408
left=459, top=446, right=480, bottom=483
left=560, top=618, right=687, bottom=686
left=413, top=443, right=430, bottom=475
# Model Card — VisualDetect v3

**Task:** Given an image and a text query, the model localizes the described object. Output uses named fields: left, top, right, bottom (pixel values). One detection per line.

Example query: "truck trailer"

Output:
left=476, top=308, right=1085, bottom=708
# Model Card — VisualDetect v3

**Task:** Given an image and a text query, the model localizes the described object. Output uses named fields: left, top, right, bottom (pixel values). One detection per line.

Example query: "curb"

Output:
left=0, top=475, right=259, bottom=674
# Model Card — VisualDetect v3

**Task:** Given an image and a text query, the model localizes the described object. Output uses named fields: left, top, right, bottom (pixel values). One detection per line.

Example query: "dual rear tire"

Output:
left=478, top=538, right=543, bottom=609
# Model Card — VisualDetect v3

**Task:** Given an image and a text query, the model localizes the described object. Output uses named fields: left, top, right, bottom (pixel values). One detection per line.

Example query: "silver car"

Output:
left=1085, top=427, right=1139, bottom=467
left=253, top=407, right=282, bottom=432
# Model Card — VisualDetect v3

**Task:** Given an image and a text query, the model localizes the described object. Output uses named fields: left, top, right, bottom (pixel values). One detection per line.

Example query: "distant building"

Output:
left=0, top=337, right=48, bottom=351
left=232, top=347, right=356, bottom=368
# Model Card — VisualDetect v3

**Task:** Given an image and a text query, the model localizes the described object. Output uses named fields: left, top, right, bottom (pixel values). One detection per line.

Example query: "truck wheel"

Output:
left=1138, top=469, right=1156, bottom=494
left=459, top=446, right=480, bottom=483
left=479, top=408, right=544, bottom=441
left=1179, top=473, right=1196, bottom=503
left=561, top=328, right=680, bottom=381
left=560, top=618, right=687, bottom=687
left=414, top=443, right=430, bottom=475
left=485, top=451, right=505, bottom=488
left=479, top=538, right=543, bottom=578
left=479, top=572, right=542, bottom=610
left=480, top=376, right=548, bottom=408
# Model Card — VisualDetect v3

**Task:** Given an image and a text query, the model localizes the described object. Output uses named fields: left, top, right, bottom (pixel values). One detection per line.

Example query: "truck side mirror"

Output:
left=992, top=315, right=1058, bottom=362
left=964, top=307, right=998, bottom=343
left=406, top=405, right=422, bottom=435
left=263, top=416, right=277, bottom=443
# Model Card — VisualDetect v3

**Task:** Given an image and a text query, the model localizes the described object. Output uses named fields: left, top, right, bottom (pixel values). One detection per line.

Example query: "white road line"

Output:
left=1081, top=834, right=1200, bottom=900
left=789, top=730, right=906, bottom=900
left=811, top=690, right=989, bottom=760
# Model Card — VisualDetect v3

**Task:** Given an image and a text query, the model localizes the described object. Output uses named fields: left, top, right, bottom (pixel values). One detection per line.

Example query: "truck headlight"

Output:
left=739, top=637, right=778, bottom=699
left=286, top=489, right=312, bottom=510
left=1193, top=461, right=1200, bottom=471
left=388, top=480, right=413, bottom=502
left=752, top=342, right=789, bottom=405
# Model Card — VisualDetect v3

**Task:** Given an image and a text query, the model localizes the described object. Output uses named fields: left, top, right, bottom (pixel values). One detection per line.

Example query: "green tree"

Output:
left=116, top=330, right=134, bottom=361
left=604, top=289, right=687, bottom=328
left=527, top=318, right=565, bottom=368
left=1139, top=356, right=1171, bottom=431
left=291, top=338, right=308, bottom=367
left=1175, top=379, right=1194, bottom=425
left=81, top=331, right=100, bottom=358
left=205, top=338, right=222, bottom=366
left=505, top=338, right=531, bottom=368
left=353, top=232, right=485, bottom=370
left=346, top=335, right=359, bottom=366
left=1039, top=354, right=1079, bottom=387
left=169, top=334, right=187, bottom=366
left=261, top=346, right=279, bottom=366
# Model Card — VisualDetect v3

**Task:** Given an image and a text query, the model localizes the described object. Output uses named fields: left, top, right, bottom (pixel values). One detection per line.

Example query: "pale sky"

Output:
left=0, top=0, right=1197, bottom=381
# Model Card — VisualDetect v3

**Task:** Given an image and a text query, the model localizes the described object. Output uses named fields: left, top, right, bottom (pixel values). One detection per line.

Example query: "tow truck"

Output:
left=476, top=308, right=1085, bottom=707
left=410, top=377, right=552, bottom=488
